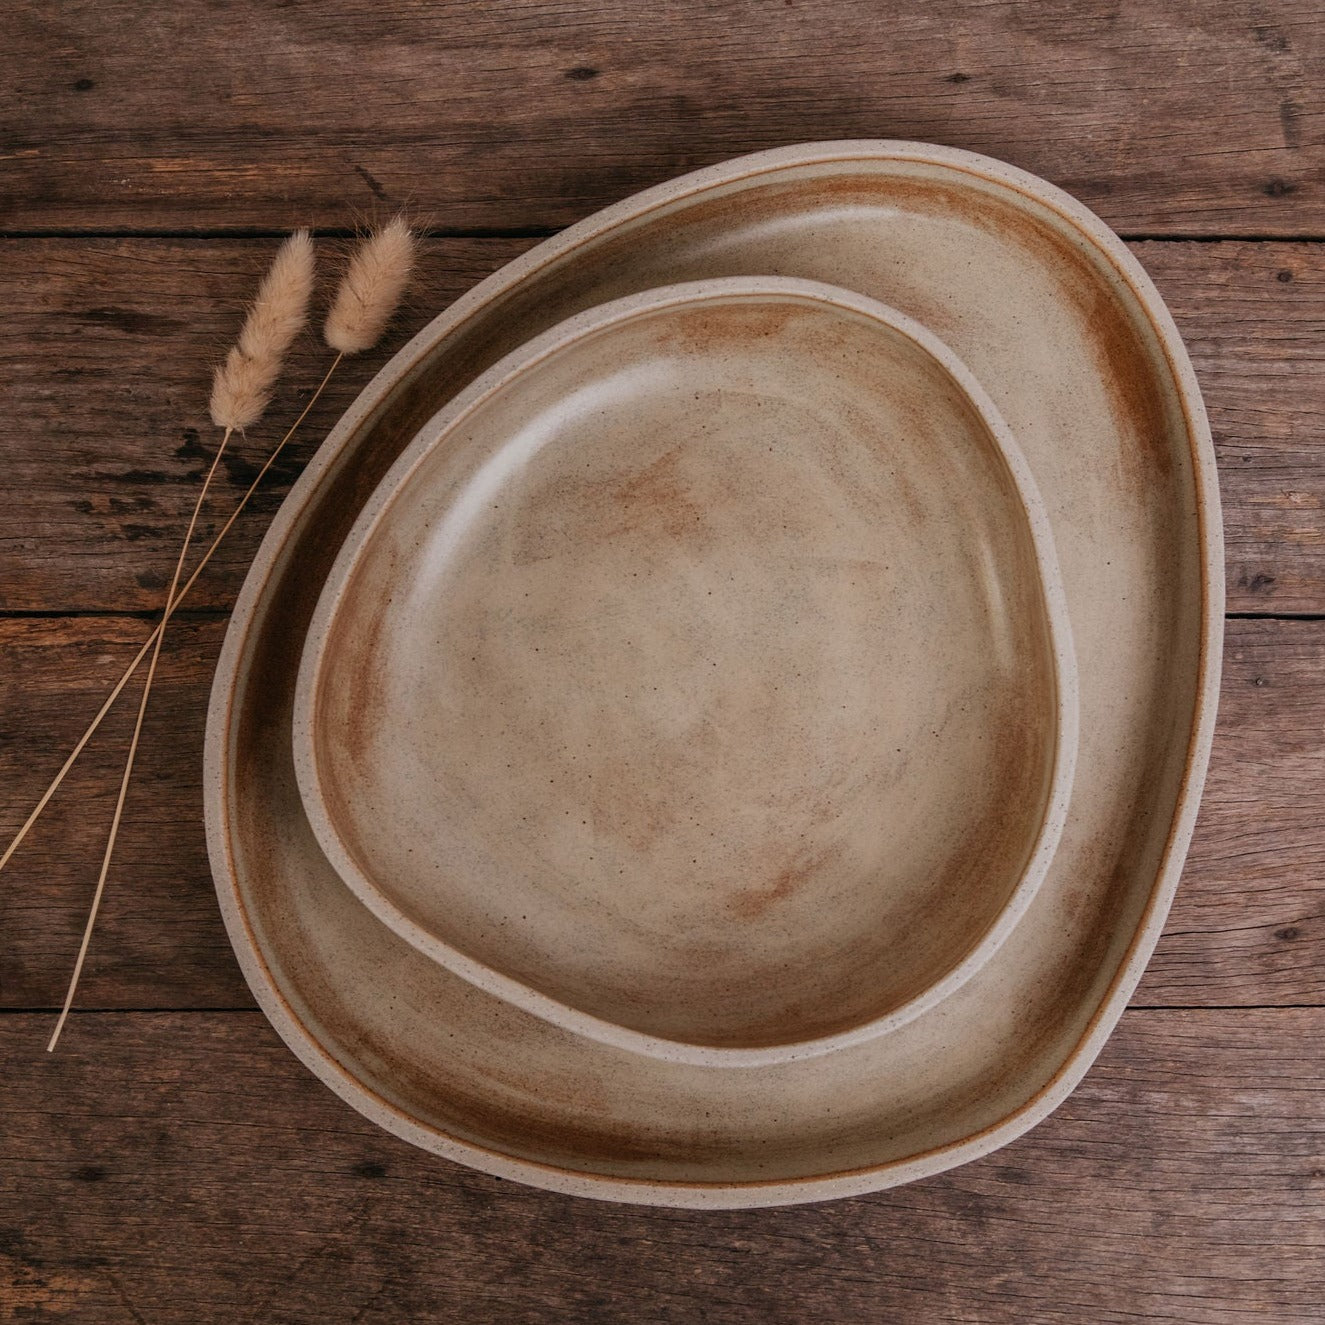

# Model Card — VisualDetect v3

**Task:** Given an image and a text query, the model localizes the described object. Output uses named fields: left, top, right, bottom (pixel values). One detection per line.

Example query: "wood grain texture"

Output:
left=3, top=1, right=1323, bottom=237
left=1, top=1008, right=1322, bottom=1323
left=2, top=615, right=1321, bottom=1012
left=0, top=615, right=249, bottom=1011
left=1139, top=239, right=1325, bottom=613
left=3, top=237, right=1325, bottom=614
left=1134, top=618, right=1325, bottom=1006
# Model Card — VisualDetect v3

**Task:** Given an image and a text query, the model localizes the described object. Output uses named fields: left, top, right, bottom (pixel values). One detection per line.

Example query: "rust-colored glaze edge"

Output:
left=204, top=140, right=1223, bottom=1208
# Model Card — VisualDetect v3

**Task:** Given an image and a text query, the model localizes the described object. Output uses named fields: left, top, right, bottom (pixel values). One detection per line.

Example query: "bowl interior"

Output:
left=302, top=285, right=1067, bottom=1055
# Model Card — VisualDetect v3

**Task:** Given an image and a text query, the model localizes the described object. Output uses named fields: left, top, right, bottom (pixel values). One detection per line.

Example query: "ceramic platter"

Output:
left=205, top=141, right=1222, bottom=1207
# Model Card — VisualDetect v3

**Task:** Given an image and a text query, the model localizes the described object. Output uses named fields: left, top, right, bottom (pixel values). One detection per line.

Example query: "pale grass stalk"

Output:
left=47, top=432, right=231, bottom=1051
left=19, top=221, right=413, bottom=1047
left=0, top=359, right=340, bottom=879
left=46, top=231, right=314, bottom=1050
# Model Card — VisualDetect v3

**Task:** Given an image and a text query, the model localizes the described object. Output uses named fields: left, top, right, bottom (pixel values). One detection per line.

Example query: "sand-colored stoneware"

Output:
left=205, top=141, right=1223, bottom=1207
left=292, top=277, right=1079, bottom=1067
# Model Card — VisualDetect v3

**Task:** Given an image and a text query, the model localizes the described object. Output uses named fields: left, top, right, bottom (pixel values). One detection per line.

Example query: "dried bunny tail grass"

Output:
left=11, top=220, right=416, bottom=992
left=49, top=229, right=316, bottom=1051
left=209, top=228, right=316, bottom=430
left=325, top=215, right=416, bottom=354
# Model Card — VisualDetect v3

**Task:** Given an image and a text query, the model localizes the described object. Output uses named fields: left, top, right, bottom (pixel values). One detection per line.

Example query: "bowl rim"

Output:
left=290, top=274, right=1081, bottom=1069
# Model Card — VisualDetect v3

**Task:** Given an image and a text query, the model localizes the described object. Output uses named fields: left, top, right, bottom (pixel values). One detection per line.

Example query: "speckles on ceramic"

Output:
left=292, top=280, right=1077, bottom=1065
left=205, top=141, right=1222, bottom=1207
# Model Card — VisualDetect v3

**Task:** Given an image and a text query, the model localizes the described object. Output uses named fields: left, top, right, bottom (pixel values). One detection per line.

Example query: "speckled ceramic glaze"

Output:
left=292, top=278, right=1078, bottom=1067
left=205, top=141, right=1222, bottom=1207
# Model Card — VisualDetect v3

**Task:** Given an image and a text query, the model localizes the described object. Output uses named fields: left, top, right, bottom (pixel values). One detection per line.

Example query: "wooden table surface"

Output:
left=3, top=3, right=1323, bottom=1320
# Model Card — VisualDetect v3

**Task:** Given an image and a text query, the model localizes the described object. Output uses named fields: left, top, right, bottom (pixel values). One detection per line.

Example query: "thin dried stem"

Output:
left=0, top=356, right=342, bottom=880
left=48, top=429, right=234, bottom=1051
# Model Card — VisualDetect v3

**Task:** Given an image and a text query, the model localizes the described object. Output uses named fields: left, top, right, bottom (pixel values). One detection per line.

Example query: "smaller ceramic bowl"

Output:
left=292, top=277, right=1078, bottom=1067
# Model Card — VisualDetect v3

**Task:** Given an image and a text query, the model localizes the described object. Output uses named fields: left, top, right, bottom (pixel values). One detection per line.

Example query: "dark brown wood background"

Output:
left=2, top=3, right=1323, bottom=1320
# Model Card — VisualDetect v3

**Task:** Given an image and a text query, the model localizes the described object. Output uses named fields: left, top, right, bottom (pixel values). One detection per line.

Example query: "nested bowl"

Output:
left=292, top=276, right=1077, bottom=1065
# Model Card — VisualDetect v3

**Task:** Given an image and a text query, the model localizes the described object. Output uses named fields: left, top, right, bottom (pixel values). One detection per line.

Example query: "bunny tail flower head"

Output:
left=325, top=216, right=416, bottom=355
left=209, top=228, right=316, bottom=431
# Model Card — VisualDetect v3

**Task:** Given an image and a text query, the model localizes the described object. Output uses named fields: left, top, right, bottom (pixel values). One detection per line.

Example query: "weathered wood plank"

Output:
left=2, top=237, right=1324, bottom=614
left=1134, top=618, right=1325, bottom=1006
left=2, top=616, right=1322, bottom=1011
left=1137, top=239, right=1325, bottom=613
left=1, top=1008, right=1321, bottom=1322
left=2, top=1, right=1322, bottom=236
